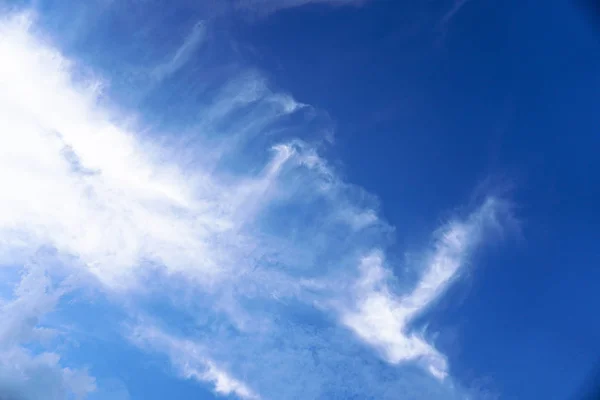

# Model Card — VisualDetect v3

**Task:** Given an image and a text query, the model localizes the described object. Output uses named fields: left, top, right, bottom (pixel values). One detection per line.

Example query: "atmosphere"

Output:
left=0, top=1, right=599, bottom=400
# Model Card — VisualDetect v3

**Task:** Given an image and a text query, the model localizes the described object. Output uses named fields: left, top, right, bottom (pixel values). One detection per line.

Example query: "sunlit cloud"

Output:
left=0, top=7, right=512, bottom=400
left=339, top=198, right=510, bottom=380
left=0, top=12, right=299, bottom=292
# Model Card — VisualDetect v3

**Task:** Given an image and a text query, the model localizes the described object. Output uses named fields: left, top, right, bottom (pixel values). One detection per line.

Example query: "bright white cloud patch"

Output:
left=0, top=13, right=301, bottom=291
left=0, top=8, right=513, bottom=400
left=339, top=198, right=509, bottom=380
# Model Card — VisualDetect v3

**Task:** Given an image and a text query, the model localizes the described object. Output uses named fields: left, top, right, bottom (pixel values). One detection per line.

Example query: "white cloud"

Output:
left=152, top=20, right=207, bottom=81
left=339, top=198, right=509, bottom=379
left=440, top=0, right=474, bottom=28
left=0, top=10, right=374, bottom=303
left=130, top=325, right=259, bottom=400
left=0, top=8, right=513, bottom=399
left=0, top=265, right=96, bottom=400
left=0, top=12, right=301, bottom=291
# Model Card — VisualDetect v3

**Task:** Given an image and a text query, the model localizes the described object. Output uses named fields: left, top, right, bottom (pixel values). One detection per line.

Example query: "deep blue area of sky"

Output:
left=226, top=1, right=600, bottom=399
left=17, top=0, right=600, bottom=398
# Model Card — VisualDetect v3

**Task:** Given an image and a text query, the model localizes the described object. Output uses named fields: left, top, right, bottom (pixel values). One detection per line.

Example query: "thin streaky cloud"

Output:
left=152, top=20, right=207, bottom=80
left=130, top=325, right=259, bottom=400
left=234, top=0, right=368, bottom=15
left=0, top=264, right=96, bottom=400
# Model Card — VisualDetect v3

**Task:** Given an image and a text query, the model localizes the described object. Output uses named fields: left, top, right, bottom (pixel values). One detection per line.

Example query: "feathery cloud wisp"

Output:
left=340, top=198, right=509, bottom=379
left=130, top=325, right=259, bottom=400
left=0, top=13, right=302, bottom=292
left=0, top=9, right=512, bottom=400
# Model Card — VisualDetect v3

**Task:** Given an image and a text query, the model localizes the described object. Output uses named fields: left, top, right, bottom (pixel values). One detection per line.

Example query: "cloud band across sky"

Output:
left=0, top=8, right=513, bottom=400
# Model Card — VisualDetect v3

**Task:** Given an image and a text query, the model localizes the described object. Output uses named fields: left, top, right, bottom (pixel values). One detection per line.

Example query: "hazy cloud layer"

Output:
left=0, top=265, right=96, bottom=400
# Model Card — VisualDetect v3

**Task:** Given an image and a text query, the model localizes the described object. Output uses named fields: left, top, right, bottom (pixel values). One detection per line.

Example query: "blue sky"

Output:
left=0, top=0, right=598, bottom=399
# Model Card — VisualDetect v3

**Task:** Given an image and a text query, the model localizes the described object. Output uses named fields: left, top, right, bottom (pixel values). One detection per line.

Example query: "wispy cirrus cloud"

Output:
left=0, top=7, right=512, bottom=400
left=339, top=198, right=511, bottom=380
left=0, top=12, right=301, bottom=292
left=152, top=21, right=207, bottom=81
